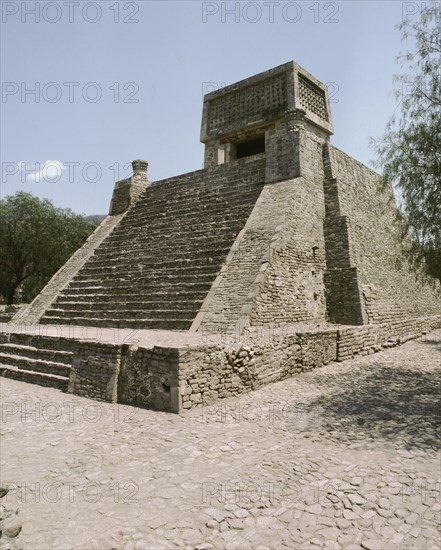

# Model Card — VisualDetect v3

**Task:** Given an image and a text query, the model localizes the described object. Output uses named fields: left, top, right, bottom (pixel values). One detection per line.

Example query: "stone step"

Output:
left=37, top=164, right=265, bottom=329
left=100, top=231, right=239, bottom=247
left=0, top=364, right=69, bottom=391
left=112, top=197, right=255, bottom=217
left=86, top=250, right=230, bottom=266
left=48, top=300, right=203, bottom=311
left=110, top=208, right=249, bottom=225
left=89, top=234, right=234, bottom=247
left=43, top=307, right=196, bottom=321
left=55, top=295, right=204, bottom=306
left=58, top=287, right=208, bottom=297
left=75, top=262, right=222, bottom=274
left=64, top=280, right=213, bottom=291
left=0, top=343, right=73, bottom=365
left=140, top=177, right=259, bottom=195
left=40, top=316, right=191, bottom=330
left=0, top=352, right=71, bottom=378
left=89, top=251, right=230, bottom=268
left=67, top=272, right=218, bottom=285
left=123, top=208, right=255, bottom=233
left=107, top=205, right=254, bottom=225
left=71, top=269, right=220, bottom=283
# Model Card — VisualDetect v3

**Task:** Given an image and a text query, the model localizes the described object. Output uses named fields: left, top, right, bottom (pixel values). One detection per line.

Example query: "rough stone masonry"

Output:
left=2, top=60, right=441, bottom=411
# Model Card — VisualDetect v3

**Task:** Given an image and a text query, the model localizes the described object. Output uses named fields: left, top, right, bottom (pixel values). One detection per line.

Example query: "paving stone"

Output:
left=350, top=477, right=363, bottom=487
left=405, top=512, right=419, bottom=525
left=377, top=508, right=393, bottom=518
left=343, top=510, right=359, bottom=521
left=361, top=540, right=385, bottom=550
left=306, top=503, right=323, bottom=515
left=337, top=518, right=352, bottom=529
left=316, top=527, right=340, bottom=541
left=347, top=494, right=366, bottom=506
left=377, top=497, right=390, bottom=509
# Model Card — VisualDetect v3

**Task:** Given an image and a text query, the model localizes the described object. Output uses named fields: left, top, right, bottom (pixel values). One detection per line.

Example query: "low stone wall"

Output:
left=117, top=345, right=180, bottom=412
left=337, top=315, right=441, bottom=361
left=2, top=315, right=440, bottom=412
left=178, top=329, right=337, bottom=410
left=68, top=341, right=121, bottom=403
left=178, top=315, right=441, bottom=410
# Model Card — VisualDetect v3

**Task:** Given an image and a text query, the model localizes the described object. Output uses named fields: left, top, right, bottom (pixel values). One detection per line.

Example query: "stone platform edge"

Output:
left=0, top=314, right=439, bottom=413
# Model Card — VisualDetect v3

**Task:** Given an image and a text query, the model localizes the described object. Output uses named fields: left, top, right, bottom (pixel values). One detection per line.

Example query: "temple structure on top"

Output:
left=201, top=60, right=333, bottom=176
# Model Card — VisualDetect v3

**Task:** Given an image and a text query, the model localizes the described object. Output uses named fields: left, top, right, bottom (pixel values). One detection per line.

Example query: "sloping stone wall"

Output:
left=247, top=127, right=328, bottom=327
left=194, top=176, right=298, bottom=334
left=327, top=145, right=441, bottom=322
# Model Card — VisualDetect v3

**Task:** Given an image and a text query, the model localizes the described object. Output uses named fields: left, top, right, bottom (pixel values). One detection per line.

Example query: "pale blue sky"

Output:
left=1, top=1, right=417, bottom=214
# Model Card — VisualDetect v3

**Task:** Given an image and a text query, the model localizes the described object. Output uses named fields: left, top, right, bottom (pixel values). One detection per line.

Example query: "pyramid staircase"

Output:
left=39, top=160, right=266, bottom=329
left=0, top=333, right=73, bottom=391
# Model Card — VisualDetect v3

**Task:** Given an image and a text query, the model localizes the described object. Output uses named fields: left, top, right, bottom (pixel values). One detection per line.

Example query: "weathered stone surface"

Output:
left=1, top=336, right=440, bottom=549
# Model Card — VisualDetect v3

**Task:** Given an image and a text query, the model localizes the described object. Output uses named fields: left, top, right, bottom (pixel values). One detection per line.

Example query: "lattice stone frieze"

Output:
left=208, top=73, right=288, bottom=133
left=298, top=73, right=329, bottom=122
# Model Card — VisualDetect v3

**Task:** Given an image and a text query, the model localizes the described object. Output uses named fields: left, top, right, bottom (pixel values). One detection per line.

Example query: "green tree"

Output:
left=0, top=192, right=97, bottom=304
left=372, top=2, right=441, bottom=280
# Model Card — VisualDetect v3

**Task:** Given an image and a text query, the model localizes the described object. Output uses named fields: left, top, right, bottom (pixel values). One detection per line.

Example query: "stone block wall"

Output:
left=117, top=345, right=180, bottom=412
left=179, top=328, right=338, bottom=410
left=362, top=285, right=407, bottom=324
left=247, top=126, right=329, bottom=327
left=327, top=145, right=441, bottom=321
left=61, top=314, right=438, bottom=412
left=109, top=160, right=150, bottom=215
left=108, top=176, right=148, bottom=215
left=2, top=315, right=439, bottom=412
left=68, top=341, right=121, bottom=403
left=337, top=315, right=441, bottom=361
left=201, top=61, right=333, bottom=172
left=323, top=267, right=366, bottom=325
left=264, top=111, right=301, bottom=183
left=180, top=315, right=441, bottom=411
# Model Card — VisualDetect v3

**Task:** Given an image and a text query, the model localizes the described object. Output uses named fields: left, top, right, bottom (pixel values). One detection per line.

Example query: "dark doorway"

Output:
left=235, top=135, right=265, bottom=159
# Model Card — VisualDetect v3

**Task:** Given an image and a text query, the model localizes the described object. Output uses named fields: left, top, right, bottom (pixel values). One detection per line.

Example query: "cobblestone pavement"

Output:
left=0, top=333, right=440, bottom=550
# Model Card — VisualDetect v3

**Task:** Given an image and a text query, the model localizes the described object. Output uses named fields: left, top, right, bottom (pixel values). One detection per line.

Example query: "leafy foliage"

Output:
left=0, top=192, right=97, bottom=304
left=372, top=2, right=441, bottom=280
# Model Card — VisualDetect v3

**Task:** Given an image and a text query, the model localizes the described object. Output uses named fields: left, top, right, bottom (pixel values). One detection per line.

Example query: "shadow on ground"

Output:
left=306, top=353, right=441, bottom=450
left=420, top=338, right=441, bottom=351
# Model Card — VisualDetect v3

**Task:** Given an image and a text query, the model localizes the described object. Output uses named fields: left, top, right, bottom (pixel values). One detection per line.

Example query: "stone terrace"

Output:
left=1, top=315, right=439, bottom=413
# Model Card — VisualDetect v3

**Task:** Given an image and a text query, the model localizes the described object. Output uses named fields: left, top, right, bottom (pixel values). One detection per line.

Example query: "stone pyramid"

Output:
left=3, top=61, right=440, bottom=411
